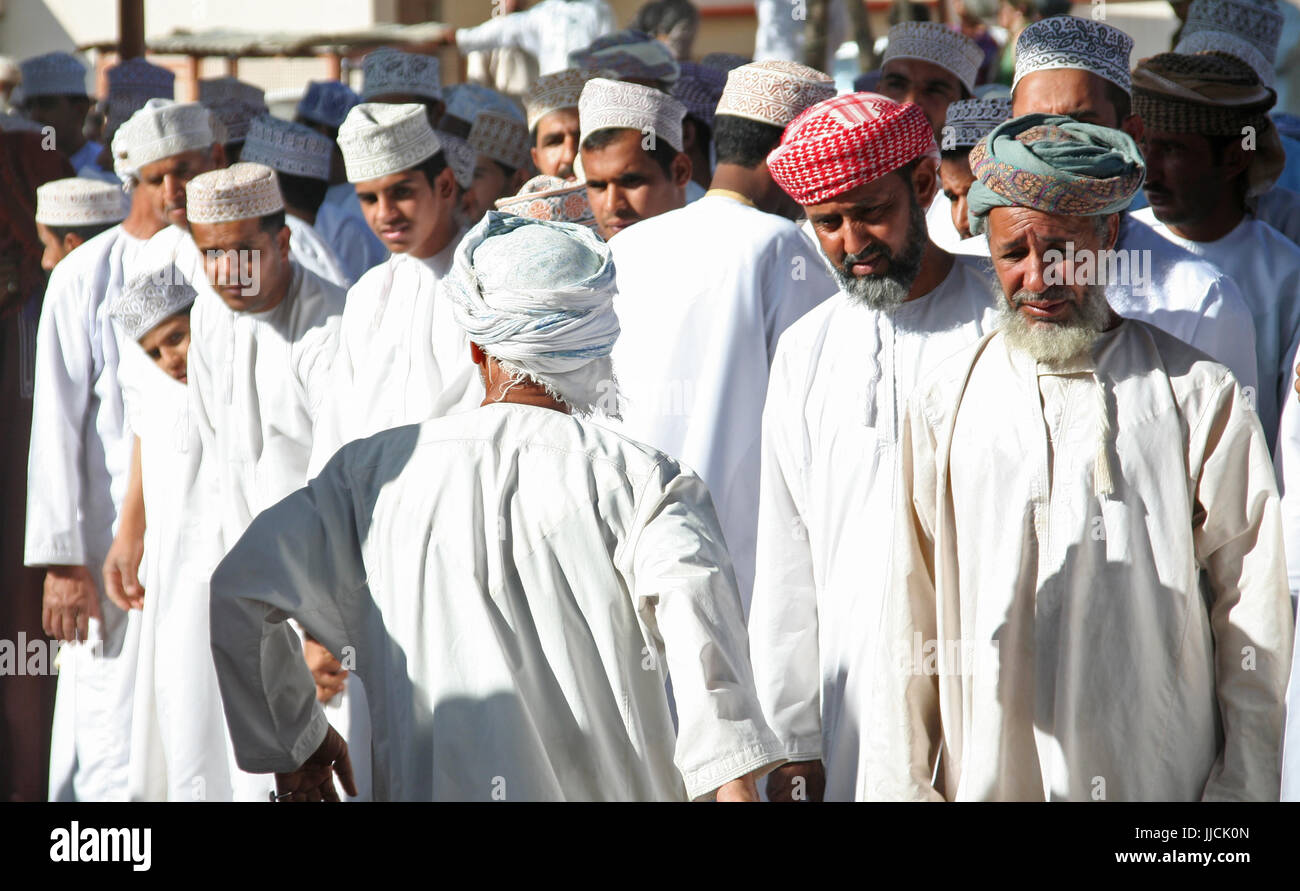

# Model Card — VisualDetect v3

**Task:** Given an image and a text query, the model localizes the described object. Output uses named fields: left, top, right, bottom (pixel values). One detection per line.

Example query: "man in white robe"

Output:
left=870, top=113, right=1292, bottom=801
left=300, top=81, right=388, bottom=285
left=607, top=61, right=837, bottom=612
left=26, top=100, right=221, bottom=801
left=463, top=112, right=531, bottom=226
left=747, top=93, right=1002, bottom=802
left=209, top=212, right=784, bottom=801
left=577, top=78, right=692, bottom=242
left=445, top=0, right=615, bottom=77
left=310, top=103, right=483, bottom=475
left=239, top=113, right=350, bottom=288
left=19, top=53, right=101, bottom=177
left=938, top=97, right=1011, bottom=243
left=1006, top=17, right=1261, bottom=395
left=1130, top=51, right=1300, bottom=448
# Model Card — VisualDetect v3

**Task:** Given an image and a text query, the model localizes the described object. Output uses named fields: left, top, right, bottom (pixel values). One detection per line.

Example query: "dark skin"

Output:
left=1012, top=68, right=1143, bottom=141
left=682, top=118, right=712, bottom=190
left=709, top=156, right=801, bottom=220
left=274, top=724, right=357, bottom=802
left=581, top=129, right=692, bottom=240
left=36, top=222, right=88, bottom=272
left=878, top=58, right=964, bottom=138
left=190, top=216, right=293, bottom=314
left=938, top=154, right=977, bottom=240
left=531, top=107, right=581, bottom=181
left=805, top=159, right=953, bottom=299
left=986, top=205, right=1122, bottom=329
left=1140, top=128, right=1250, bottom=242
left=128, top=145, right=224, bottom=235
left=24, top=93, right=92, bottom=158
left=355, top=165, right=459, bottom=259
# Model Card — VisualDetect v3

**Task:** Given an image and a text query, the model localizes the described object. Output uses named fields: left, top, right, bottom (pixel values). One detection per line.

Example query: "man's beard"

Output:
left=999, top=283, right=1112, bottom=365
left=829, top=190, right=927, bottom=312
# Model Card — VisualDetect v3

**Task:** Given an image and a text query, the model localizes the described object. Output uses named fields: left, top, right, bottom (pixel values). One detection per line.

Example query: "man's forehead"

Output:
left=581, top=130, right=656, bottom=174
left=356, top=170, right=419, bottom=192
left=988, top=205, right=1096, bottom=241
left=139, top=148, right=210, bottom=177
left=806, top=174, right=903, bottom=214
left=1012, top=69, right=1114, bottom=121
left=192, top=216, right=262, bottom=241
left=881, top=57, right=960, bottom=89
left=538, top=107, right=580, bottom=133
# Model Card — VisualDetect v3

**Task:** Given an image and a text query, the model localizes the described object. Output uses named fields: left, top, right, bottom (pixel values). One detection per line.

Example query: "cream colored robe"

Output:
left=871, top=321, right=1293, bottom=801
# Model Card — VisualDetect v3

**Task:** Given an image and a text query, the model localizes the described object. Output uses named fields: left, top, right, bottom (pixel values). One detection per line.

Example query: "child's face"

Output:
left=139, top=313, right=191, bottom=383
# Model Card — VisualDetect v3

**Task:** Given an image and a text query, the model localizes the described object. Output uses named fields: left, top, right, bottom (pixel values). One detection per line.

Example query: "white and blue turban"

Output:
left=446, top=211, right=621, bottom=417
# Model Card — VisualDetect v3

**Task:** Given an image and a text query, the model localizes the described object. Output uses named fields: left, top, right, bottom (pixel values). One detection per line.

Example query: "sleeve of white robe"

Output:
left=866, top=390, right=946, bottom=801
left=25, top=270, right=92, bottom=566
left=623, top=459, right=786, bottom=799
left=1273, top=332, right=1300, bottom=607
left=306, top=310, right=355, bottom=478
left=455, top=9, right=539, bottom=58
left=1191, top=370, right=1295, bottom=801
left=1283, top=602, right=1300, bottom=800
left=1198, top=273, right=1261, bottom=400
left=746, top=339, right=824, bottom=762
left=208, top=452, right=365, bottom=772
left=761, top=230, right=836, bottom=364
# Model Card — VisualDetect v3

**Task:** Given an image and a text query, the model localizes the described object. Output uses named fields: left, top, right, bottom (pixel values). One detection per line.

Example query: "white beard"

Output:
left=998, top=284, right=1112, bottom=365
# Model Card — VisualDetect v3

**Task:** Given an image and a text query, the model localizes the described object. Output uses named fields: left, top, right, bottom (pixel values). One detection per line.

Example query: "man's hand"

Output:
left=1294, top=361, right=1300, bottom=401
left=42, top=565, right=103, bottom=642
left=765, top=759, right=826, bottom=802
left=303, top=636, right=347, bottom=703
left=715, top=771, right=761, bottom=802
left=272, top=724, right=356, bottom=802
left=103, top=531, right=146, bottom=611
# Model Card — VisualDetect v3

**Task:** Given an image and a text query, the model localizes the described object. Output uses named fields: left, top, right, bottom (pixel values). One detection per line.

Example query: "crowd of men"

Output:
left=3, top=0, right=1300, bottom=802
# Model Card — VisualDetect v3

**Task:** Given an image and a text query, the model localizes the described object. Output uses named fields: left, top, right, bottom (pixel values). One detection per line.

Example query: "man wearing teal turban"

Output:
left=868, top=113, right=1293, bottom=803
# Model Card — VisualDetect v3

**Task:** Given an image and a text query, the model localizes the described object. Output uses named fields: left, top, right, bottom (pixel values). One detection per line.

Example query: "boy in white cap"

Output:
left=240, top=114, right=350, bottom=288
left=82, top=57, right=176, bottom=184
left=19, top=52, right=99, bottom=174
left=577, top=78, right=692, bottom=240
left=606, top=61, right=838, bottom=618
left=26, top=97, right=220, bottom=802
left=34, top=178, right=128, bottom=270
left=361, top=47, right=445, bottom=125
left=209, top=212, right=784, bottom=801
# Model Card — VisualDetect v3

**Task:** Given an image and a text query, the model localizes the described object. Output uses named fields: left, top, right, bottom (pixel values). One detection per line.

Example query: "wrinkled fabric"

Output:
left=871, top=322, right=1292, bottom=801
left=210, top=403, right=785, bottom=800
left=605, top=194, right=837, bottom=611
left=748, top=256, right=999, bottom=800
left=286, top=214, right=350, bottom=290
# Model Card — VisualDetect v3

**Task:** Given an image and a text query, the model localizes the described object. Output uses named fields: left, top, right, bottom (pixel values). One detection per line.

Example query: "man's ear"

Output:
left=682, top=118, right=699, bottom=153
left=1120, top=114, right=1143, bottom=143
left=1102, top=212, right=1120, bottom=252
left=276, top=224, right=292, bottom=262
left=210, top=141, right=228, bottom=170
left=437, top=165, right=457, bottom=201
left=470, top=342, right=486, bottom=367
left=671, top=151, right=692, bottom=189
left=912, top=157, right=940, bottom=211
left=61, top=231, right=85, bottom=255
left=1220, top=139, right=1253, bottom=180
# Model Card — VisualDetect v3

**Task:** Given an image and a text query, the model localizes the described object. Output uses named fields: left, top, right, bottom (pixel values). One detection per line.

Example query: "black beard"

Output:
left=831, top=190, right=927, bottom=312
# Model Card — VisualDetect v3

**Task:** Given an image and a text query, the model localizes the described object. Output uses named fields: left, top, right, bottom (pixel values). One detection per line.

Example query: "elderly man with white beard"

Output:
left=747, top=93, right=1001, bottom=802
left=208, top=212, right=784, bottom=801
left=870, top=114, right=1293, bottom=801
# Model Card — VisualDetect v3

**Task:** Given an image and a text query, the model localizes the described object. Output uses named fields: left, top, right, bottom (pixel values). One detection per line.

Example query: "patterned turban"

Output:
left=966, top=113, right=1145, bottom=235
left=767, top=93, right=937, bottom=206
left=1132, top=52, right=1281, bottom=197
left=495, top=175, right=596, bottom=229
left=445, top=211, right=620, bottom=416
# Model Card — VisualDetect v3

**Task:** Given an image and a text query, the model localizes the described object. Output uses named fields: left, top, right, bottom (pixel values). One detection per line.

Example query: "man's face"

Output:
left=879, top=58, right=963, bottom=137
left=805, top=169, right=929, bottom=310
left=138, top=148, right=219, bottom=229
left=939, top=154, right=976, bottom=240
left=138, top=312, right=192, bottom=383
left=355, top=166, right=453, bottom=256
left=986, top=205, right=1116, bottom=362
left=24, top=94, right=90, bottom=154
left=581, top=129, right=688, bottom=240
left=464, top=156, right=509, bottom=225
left=1140, top=128, right=1227, bottom=229
left=191, top=216, right=290, bottom=313
left=1011, top=69, right=1120, bottom=129
left=36, top=223, right=73, bottom=271
left=531, top=108, right=580, bottom=180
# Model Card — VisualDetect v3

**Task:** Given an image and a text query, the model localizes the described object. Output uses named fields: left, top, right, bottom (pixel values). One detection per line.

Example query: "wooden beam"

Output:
left=119, top=0, right=145, bottom=60
left=185, top=55, right=200, bottom=101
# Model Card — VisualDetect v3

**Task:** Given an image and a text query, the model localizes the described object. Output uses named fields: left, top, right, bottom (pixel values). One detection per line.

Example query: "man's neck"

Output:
left=709, top=163, right=776, bottom=213
left=251, top=267, right=294, bottom=315
left=62, top=134, right=87, bottom=159
left=122, top=204, right=168, bottom=240
left=905, top=241, right=955, bottom=301
left=411, top=215, right=458, bottom=261
left=1167, top=193, right=1246, bottom=243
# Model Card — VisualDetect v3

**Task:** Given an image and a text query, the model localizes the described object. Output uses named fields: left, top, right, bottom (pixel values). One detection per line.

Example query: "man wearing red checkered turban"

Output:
left=749, top=91, right=1003, bottom=802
